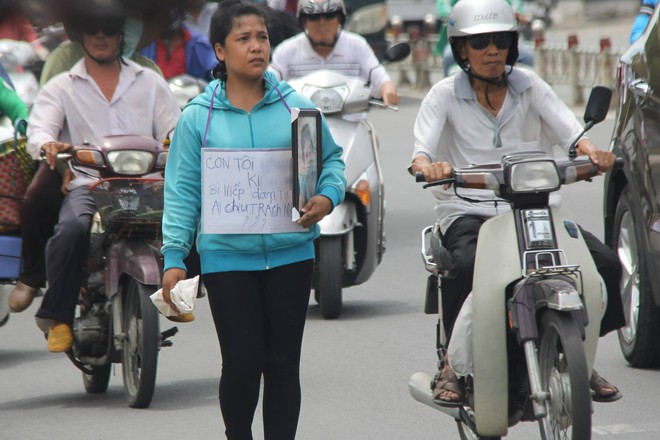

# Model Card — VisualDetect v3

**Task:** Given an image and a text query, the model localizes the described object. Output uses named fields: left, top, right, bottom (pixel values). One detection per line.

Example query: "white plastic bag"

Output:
left=150, top=276, right=199, bottom=317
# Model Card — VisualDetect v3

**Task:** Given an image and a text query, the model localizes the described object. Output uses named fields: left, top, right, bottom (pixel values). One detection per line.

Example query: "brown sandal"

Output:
left=590, top=369, right=622, bottom=403
left=431, top=365, right=465, bottom=407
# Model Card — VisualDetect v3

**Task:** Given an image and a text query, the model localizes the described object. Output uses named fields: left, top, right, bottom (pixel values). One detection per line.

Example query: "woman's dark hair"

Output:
left=210, top=0, right=270, bottom=82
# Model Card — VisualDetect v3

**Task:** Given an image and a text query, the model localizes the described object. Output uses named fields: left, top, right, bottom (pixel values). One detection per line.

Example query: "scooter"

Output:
left=287, top=42, right=411, bottom=319
left=0, top=135, right=176, bottom=408
left=168, top=74, right=208, bottom=110
left=408, top=87, right=616, bottom=439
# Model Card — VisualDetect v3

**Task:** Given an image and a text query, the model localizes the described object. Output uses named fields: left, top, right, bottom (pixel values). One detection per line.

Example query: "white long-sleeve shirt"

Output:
left=269, top=30, right=391, bottom=98
left=412, top=68, right=584, bottom=234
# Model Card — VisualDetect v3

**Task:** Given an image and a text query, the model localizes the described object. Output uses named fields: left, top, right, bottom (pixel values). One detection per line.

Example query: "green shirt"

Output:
left=0, top=79, right=29, bottom=135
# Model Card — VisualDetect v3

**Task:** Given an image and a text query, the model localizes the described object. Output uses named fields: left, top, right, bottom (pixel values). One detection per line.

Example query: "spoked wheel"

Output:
left=613, top=189, right=660, bottom=367
left=122, top=279, right=160, bottom=408
left=538, top=310, right=591, bottom=440
left=83, top=364, right=112, bottom=394
left=316, top=236, right=343, bottom=319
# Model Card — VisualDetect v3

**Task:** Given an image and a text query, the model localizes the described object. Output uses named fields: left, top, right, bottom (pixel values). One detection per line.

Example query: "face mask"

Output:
left=122, top=17, right=143, bottom=58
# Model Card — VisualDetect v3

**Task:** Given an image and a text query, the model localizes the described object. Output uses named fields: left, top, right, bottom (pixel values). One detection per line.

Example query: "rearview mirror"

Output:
left=384, top=42, right=411, bottom=63
left=584, top=86, right=612, bottom=125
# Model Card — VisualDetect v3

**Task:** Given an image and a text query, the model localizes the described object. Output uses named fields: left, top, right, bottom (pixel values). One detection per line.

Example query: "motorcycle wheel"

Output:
left=537, top=310, right=591, bottom=440
left=613, top=189, right=660, bottom=367
left=316, top=236, right=343, bottom=319
left=83, top=364, right=112, bottom=394
left=121, top=279, right=160, bottom=408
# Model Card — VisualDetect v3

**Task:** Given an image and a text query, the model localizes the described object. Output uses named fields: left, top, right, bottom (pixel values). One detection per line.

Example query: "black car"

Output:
left=604, top=6, right=660, bottom=368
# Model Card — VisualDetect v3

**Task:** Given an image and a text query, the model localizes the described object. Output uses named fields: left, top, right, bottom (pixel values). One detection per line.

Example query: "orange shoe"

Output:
left=166, top=312, right=195, bottom=323
left=47, top=322, right=73, bottom=352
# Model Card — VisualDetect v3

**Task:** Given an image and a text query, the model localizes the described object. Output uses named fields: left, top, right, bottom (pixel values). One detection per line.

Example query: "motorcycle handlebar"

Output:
left=414, top=156, right=624, bottom=187
left=368, top=98, right=398, bottom=112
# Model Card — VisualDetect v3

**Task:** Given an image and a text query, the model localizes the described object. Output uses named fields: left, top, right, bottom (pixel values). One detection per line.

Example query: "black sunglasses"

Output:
left=304, top=12, right=339, bottom=22
left=80, top=20, right=124, bottom=36
left=466, top=32, right=514, bottom=51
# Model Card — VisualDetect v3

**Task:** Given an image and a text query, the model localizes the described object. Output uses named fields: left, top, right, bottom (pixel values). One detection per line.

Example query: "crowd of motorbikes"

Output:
left=0, top=3, right=635, bottom=438
left=0, top=7, right=406, bottom=408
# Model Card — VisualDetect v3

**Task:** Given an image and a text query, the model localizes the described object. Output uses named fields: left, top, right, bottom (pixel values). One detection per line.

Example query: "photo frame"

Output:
left=292, top=108, right=323, bottom=213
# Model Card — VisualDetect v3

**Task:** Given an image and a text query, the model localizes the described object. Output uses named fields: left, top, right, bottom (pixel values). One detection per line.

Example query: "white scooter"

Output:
left=288, top=42, right=410, bottom=319
left=408, top=87, right=616, bottom=439
left=168, top=74, right=208, bottom=110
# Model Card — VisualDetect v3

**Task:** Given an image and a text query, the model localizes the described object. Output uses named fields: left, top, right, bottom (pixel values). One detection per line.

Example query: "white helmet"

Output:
left=447, top=0, right=519, bottom=69
left=447, top=0, right=517, bottom=38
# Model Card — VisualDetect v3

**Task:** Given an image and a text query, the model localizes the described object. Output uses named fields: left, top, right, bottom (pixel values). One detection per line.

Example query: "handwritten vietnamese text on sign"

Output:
left=201, top=148, right=305, bottom=234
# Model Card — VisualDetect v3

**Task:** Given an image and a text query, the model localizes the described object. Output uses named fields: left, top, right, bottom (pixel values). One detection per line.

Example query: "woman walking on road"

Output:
left=160, top=2, right=346, bottom=439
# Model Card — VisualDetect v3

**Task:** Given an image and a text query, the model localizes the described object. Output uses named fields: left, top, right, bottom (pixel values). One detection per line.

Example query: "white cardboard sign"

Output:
left=201, top=148, right=305, bottom=234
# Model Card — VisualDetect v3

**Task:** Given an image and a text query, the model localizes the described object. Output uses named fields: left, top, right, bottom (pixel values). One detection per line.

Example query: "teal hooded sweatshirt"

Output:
left=162, top=71, right=346, bottom=274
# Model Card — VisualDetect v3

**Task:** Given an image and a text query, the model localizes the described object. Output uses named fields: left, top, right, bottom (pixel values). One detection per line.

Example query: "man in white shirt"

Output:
left=10, top=1, right=180, bottom=353
left=269, top=0, right=399, bottom=106
left=411, top=0, right=624, bottom=407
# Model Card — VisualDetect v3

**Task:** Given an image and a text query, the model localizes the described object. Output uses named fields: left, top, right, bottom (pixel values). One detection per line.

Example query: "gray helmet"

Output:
left=297, top=0, right=346, bottom=25
left=447, top=0, right=519, bottom=69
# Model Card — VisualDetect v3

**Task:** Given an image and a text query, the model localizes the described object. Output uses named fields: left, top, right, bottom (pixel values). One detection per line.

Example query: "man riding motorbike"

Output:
left=268, top=0, right=399, bottom=106
left=409, top=0, right=624, bottom=407
left=9, top=0, right=180, bottom=352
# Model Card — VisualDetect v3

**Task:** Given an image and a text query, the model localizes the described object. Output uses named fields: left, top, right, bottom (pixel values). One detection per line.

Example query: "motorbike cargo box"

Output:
left=0, top=234, right=22, bottom=279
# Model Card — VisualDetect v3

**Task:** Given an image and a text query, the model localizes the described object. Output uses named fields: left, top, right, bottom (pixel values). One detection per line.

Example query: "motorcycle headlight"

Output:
left=302, top=85, right=349, bottom=114
left=508, top=160, right=560, bottom=193
left=107, top=150, right=153, bottom=175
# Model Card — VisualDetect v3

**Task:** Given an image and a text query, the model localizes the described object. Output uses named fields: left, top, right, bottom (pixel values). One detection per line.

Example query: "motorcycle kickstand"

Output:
left=160, top=326, right=179, bottom=347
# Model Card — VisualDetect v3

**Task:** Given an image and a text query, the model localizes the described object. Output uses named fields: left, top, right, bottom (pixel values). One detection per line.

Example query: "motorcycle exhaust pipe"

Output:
left=408, top=372, right=461, bottom=418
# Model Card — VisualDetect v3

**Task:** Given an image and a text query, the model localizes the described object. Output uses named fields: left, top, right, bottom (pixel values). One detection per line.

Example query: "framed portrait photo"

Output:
left=291, top=108, right=323, bottom=213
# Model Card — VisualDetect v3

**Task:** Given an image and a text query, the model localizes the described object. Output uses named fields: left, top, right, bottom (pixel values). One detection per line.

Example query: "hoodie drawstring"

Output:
left=202, top=77, right=291, bottom=149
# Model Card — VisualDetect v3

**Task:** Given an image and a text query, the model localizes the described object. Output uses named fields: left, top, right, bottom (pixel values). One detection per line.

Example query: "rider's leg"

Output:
left=35, top=188, right=95, bottom=351
left=439, top=216, right=485, bottom=341
left=433, top=216, right=485, bottom=405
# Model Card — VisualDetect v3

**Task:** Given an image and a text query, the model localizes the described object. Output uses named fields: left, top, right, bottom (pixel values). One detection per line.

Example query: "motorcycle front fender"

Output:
left=105, top=240, right=162, bottom=298
left=471, top=209, right=603, bottom=437
left=318, top=201, right=358, bottom=236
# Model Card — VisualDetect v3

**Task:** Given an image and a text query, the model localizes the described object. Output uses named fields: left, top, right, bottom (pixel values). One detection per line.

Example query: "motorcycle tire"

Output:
left=316, top=236, right=343, bottom=319
left=121, top=279, right=160, bottom=408
left=613, top=188, right=660, bottom=367
left=537, top=310, right=591, bottom=440
left=83, top=364, right=112, bottom=394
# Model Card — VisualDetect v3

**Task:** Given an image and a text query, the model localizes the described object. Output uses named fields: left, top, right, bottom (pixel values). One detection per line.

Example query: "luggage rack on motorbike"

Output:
left=522, top=248, right=581, bottom=276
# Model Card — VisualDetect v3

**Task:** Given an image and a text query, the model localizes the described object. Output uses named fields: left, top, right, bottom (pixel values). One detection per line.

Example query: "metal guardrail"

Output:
left=388, top=33, right=625, bottom=106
